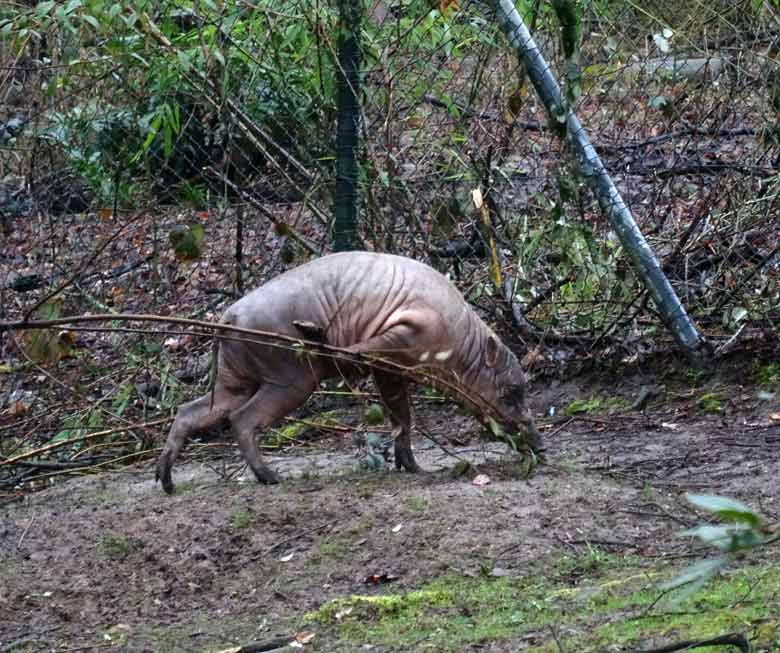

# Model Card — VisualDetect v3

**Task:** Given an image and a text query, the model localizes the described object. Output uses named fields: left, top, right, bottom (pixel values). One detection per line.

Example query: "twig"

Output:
left=545, top=417, right=574, bottom=439
left=662, top=210, right=712, bottom=273
left=714, top=324, right=747, bottom=356
left=628, top=162, right=773, bottom=178
left=421, top=94, right=543, bottom=130
left=418, top=427, right=470, bottom=463
left=632, top=632, right=750, bottom=653
left=599, top=127, right=756, bottom=152
left=0, top=313, right=525, bottom=436
left=14, top=458, right=110, bottom=470
left=617, top=504, right=691, bottom=528
left=548, top=624, right=566, bottom=653
left=9, top=448, right=162, bottom=487
left=524, top=273, right=576, bottom=315
left=285, top=415, right=351, bottom=433
left=0, top=627, right=61, bottom=653
left=710, top=244, right=780, bottom=317
left=256, top=522, right=332, bottom=560
left=17, top=512, right=35, bottom=548
left=561, top=538, right=641, bottom=549
left=229, top=637, right=299, bottom=653
left=636, top=584, right=683, bottom=620
left=0, top=415, right=172, bottom=467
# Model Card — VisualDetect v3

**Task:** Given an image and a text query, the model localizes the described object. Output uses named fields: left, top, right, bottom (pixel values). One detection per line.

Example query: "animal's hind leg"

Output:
left=228, top=379, right=317, bottom=485
left=373, top=370, right=421, bottom=473
left=156, top=384, right=250, bottom=494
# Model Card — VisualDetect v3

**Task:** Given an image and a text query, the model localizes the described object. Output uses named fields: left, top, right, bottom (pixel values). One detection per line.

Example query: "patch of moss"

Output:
left=308, top=575, right=550, bottom=650
left=299, top=467, right=321, bottom=481
left=307, top=559, right=780, bottom=653
left=604, top=395, right=630, bottom=412
left=698, top=391, right=723, bottom=414
left=345, top=512, right=376, bottom=536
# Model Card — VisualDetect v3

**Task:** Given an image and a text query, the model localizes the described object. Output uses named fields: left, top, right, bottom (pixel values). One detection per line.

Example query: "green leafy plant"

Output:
left=564, top=397, right=602, bottom=415
left=363, top=403, right=385, bottom=426
left=7, top=0, right=338, bottom=201
left=663, top=494, right=774, bottom=600
left=51, top=408, right=102, bottom=447
left=169, top=223, right=206, bottom=261
left=756, top=362, right=780, bottom=388
left=21, top=300, right=77, bottom=366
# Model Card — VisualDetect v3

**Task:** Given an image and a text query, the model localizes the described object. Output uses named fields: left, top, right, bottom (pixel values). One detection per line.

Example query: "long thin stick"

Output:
left=0, top=418, right=172, bottom=467
left=0, top=313, right=517, bottom=432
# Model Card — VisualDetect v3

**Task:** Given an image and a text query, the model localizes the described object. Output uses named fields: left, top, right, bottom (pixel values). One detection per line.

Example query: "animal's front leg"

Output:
left=373, top=370, right=421, bottom=473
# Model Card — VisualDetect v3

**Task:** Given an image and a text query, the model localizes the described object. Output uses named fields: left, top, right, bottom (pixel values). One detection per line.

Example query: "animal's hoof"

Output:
left=155, top=457, right=175, bottom=495
left=254, top=467, right=281, bottom=485
left=394, top=449, right=422, bottom=473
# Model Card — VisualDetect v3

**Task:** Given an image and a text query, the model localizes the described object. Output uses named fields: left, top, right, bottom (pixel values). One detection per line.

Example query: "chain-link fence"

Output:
left=1, top=0, right=779, bottom=489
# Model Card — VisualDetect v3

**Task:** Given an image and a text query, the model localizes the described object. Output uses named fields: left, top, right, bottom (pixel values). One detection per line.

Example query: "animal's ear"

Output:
left=485, top=334, right=499, bottom=368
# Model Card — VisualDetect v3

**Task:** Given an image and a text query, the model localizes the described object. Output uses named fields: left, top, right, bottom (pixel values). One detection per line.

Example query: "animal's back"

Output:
left=224, top=252, right=471, bottom=346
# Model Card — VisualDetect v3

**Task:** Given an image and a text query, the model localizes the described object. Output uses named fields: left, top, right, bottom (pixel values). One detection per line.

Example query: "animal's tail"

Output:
left=208, top=335, right=219, bottom=410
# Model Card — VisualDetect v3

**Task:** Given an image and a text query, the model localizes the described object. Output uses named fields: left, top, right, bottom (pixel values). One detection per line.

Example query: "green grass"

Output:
left=0, top=559, right=16, bottom=580
left=408, top=495, right=430, bottom=513
left=230, top=509, right=252, bottom=530
left=97, top=534, right=132, bottom=559
left=306, top=558, right=780, bottom=652
left=316, top=538, right=348, bottom=561
left=562, top=395, right=629, bottom=416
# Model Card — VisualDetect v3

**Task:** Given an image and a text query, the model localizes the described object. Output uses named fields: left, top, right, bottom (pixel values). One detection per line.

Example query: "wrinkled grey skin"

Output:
left=156, top=252, right=541, bottom=494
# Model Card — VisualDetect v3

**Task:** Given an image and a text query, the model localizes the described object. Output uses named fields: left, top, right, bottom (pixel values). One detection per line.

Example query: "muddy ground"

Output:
left=2, top=364, right=780, bottom=652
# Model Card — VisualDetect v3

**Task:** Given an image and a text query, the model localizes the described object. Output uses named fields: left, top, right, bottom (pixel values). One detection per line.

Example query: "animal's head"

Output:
left=484, top=334, right=542, bottom=452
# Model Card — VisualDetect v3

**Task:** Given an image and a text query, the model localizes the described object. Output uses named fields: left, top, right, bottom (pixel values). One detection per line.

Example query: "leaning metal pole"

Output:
left=493, top=0, right=705, bottom=356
